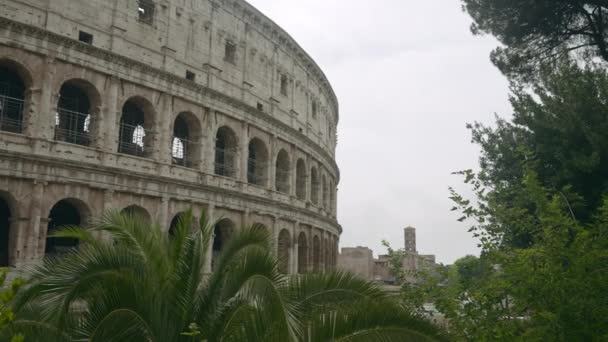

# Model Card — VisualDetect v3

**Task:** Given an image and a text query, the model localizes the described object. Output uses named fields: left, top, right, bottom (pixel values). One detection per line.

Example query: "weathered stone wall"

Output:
left=337, top=247, right=374, bottom=280
left=0, top=0, right=340, bottom=274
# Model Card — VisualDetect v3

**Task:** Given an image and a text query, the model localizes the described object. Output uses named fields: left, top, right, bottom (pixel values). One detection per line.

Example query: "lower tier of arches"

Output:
left=0, top=159, right=340, bottom=274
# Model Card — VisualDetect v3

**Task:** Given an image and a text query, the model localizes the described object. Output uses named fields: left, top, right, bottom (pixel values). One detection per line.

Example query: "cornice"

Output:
left=0, top=17, right=340, bottom=179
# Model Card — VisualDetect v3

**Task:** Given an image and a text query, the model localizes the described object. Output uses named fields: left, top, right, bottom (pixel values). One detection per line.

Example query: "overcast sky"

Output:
left=247, top=0, right=512, bottom=264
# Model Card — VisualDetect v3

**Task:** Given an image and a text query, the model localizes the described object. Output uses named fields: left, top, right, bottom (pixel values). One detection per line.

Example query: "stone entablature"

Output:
left=0, top=0, right=340, bottom=274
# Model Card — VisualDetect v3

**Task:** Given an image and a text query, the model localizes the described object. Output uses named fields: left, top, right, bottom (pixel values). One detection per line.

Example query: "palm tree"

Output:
left=5, top=210, right=448, bottom=342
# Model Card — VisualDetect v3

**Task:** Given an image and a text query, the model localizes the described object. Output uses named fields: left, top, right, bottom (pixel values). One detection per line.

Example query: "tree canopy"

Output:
left=461, top=0, right=608, bottom=79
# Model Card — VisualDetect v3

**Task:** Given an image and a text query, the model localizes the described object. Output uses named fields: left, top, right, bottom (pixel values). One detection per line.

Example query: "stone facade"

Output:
left=338, top=227, right=436, bottom=283
left=0, top=0, right=340, bottom=274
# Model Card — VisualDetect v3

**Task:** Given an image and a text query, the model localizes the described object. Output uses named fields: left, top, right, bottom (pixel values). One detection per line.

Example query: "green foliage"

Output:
left=444, top=61, right=608, bottom=340
left=461, top=0, right=608, bottom=80
left=5, top=210, right=448, bottom=342
left=0, top=268, right=25, bottom=342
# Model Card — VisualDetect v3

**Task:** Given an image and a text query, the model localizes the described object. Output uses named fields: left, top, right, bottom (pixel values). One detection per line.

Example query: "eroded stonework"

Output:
left=0, top=0, right=340, bottom=274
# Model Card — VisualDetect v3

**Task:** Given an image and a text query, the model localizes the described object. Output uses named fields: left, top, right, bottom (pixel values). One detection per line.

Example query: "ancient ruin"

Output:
left=0, top=0, right=340, bottom=274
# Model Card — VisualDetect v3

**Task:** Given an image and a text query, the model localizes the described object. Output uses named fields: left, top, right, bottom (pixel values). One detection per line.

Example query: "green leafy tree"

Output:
left=461, top=0, right=608, bottom=80
left=0, top=268, right=25, bottom=342
left=5, top=210, right=448, bottom=342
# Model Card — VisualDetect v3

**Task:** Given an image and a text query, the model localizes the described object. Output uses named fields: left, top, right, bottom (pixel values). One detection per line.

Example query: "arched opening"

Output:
left=46, top=199, right=88, bottom=256
left=247, top=138, right=269, bottom=186
left=168, top=212, right=199, bottom=236
left=214, top=126, right=238, bottom=178
left=212, top=218, right=234, bottom=270
left=312, top=235, right=321, bottom=273
left=322, top=175, right=328, bottom=210
left=0, top=195, right=11, bottom=266
left=119, top=98, right=154, bottom=158
left=297, top=232, right=308, bottom=274
left=55, top=80, right=98, bottom=146
left=278, top=229, right=291, bottom=274
left=252, top=223, right=268, bottom=233
left=296, top=159, right=306, bottom=200
left=275, top=149, right=290, bottom=193
left=0, top=64, right=26, bottom=134
left=121, top=205, right=151, bottom=223
left=310, top=167, right=319, bottom=205
left=172, top=112, right=201, bottom=168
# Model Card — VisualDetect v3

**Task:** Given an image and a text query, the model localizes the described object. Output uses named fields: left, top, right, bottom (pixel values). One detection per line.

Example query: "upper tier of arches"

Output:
left=0, top=55, right=338, bottom=216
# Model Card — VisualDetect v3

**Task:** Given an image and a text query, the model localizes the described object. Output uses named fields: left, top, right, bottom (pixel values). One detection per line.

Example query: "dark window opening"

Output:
left=172, top=115, right=194, bottom=168
left=298, top=233, right=308, bottom=274
left=275, top=149, right=291, bottom=193
left=224, top=41, right=236, bottom=64
left=312, top=101, right=317, bottom=119
left=138, top=0, right=155, bottom=25
left=78, top=31, right=93, bottom=45
left=296, top=159, right=306, bottom=200
left=119, top=100, right=148, bottom=157
left=186, top=70, right=195, bottom=81
left=0, top=67, right=25, bottom=134
left=55, top=84, right=91, bottom=146
left=280, top=74, right=288, bottom=96
left=0, top=197, right=10, bottom=267
left=46, top=200, right=82, bottom=256
left=278, top=230, right=291, bottom=274
left=248, top=139, right=268, bottom=186
left=212, top=219, right=234, bottom=271
left=214, top=127, right=237, bottom=178
left=257, top=102, right=264, bottom=111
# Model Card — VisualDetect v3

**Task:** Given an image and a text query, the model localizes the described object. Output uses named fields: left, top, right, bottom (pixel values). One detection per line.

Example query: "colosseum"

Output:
left=0, top=0, right=340, bottom=275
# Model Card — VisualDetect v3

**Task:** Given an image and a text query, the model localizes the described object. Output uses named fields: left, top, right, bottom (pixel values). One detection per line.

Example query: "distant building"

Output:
left=338, top=226, right=437, bottom=283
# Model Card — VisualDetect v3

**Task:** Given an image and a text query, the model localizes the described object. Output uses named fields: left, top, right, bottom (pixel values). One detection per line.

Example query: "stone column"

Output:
left=28, top=181, right=46, bottom=260
left=292, top=239, right=299, bottom=275
left=239, top=122, right=249, bottom=182
left=269, top=135, right=277, bottom=191
left=203, top=110, right=216, bottom=175
left=102, top=76, right=120, bottom=154
left=159, top=196, right=170, bottom=229
left=289, top=145, right=297, bottom=197
left=155, top=93, right=173, bottom=168
left=29, top=57, right=56, bottom=153
left=203, top=204, right=215, bottom=274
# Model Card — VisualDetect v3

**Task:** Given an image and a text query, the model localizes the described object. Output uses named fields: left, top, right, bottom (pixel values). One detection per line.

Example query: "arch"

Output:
left=252, top=223, right=269, bottom=233
left=168, top=211, right=199, bottom=236
left=212, top=218, right=235, bottom=270
left=322, top=175, right=328, bottom=210
left=118, top=97, right=155, bottom=157
left=312, top=235, right=321, bottom=273
left=310, top=167, right=319, bottom=205
left=0, top=192, right=15, bottom=267
left=247, top=138, right=269, bottom=186
left=297, top=232, right=308, bottom=274
left=275, top=149, right=290, bottom=193
left=277, top=229, right=291, bottom=274
left=214, top=126, right=238, bottom=178
left=295, top=159, right=306, bottom=200
left=172, top=112, right=202, bottom=168
left=55, top=79, right=100, bottom=146
left=0, top=60, right=29, bottom=134
left=46, top=198, right=90, bottom=256
left=121, top=205, right=151, bottom=223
